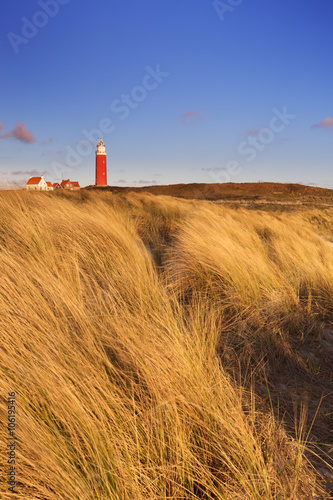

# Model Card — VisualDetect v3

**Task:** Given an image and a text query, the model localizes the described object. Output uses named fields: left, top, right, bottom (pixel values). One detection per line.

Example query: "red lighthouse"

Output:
left=95, top=138, right=107, bottom=186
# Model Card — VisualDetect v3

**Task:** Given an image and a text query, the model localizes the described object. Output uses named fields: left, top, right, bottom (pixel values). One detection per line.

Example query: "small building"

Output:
left=46, top=182, right=54, bottom=191
left=60, top=179, right=80, bottom=191
left=26, top=175, right=48, bottom=191
left=53, top=183, right=62, bottom=190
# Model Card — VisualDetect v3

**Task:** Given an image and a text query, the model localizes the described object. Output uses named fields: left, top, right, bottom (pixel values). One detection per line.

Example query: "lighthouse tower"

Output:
left=95, top=138, right=107, bottom=186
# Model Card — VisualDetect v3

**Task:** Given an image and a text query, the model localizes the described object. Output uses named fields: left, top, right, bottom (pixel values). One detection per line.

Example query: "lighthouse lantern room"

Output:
left=95, top=138, right=107, bottom=186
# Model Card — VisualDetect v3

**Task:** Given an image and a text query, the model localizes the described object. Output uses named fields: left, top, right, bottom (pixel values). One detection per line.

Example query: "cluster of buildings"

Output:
left=26, top=176, right=80, bottom=191
left=25, top=138, right=108, bottom=191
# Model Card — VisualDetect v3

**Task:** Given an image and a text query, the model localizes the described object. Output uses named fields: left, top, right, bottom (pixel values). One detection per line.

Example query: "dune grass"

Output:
left=0, top=190, right=332, bottom=499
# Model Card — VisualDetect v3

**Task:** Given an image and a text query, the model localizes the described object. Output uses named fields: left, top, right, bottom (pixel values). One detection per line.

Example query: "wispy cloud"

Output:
left=311, top=117, right=333, bottom=129
left=40, top=137, right=55, bottom=145
left=247, top=129, right=262, bottom=136
left=138, top=179, right=157, bottom=185
left=181, top=110, right=203, bottom=126
left=0, top=121, right=36, bottom=143
left=12, top=169, right=49, bottom=176
left=117, top=179, right=127, bottom=183
left=202, top=167, right=227, bottom=172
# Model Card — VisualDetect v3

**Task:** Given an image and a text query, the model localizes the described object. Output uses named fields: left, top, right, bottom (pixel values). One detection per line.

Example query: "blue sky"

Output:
left=1, top=0, right=333, bottom=188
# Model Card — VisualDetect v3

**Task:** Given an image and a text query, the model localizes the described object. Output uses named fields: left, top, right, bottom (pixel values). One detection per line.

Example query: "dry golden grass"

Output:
left=0, top=190, right=332, bottom=499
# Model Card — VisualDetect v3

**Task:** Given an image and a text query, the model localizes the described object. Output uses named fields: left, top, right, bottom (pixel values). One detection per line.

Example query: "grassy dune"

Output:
left=0, top=190, right=332, bottom=499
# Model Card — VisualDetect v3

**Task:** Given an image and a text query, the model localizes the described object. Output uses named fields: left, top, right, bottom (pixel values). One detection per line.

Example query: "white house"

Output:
left=26, top=175, right=48, bottom=191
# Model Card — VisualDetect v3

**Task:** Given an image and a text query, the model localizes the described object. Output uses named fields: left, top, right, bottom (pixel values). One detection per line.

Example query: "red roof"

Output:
left=60, top=180, right=80, bottom=188
left=46, top=182, right=53, bottom=187
left=27, top=177, right=42, bottom=185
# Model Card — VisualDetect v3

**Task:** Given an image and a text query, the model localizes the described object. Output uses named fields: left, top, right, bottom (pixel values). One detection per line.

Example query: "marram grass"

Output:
left=0, top=190, right=331, bottom=499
